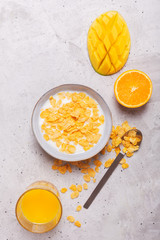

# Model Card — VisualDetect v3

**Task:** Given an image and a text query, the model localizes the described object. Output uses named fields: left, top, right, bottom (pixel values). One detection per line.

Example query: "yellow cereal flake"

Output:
left=60, top=188, right=67, bottom=193
left=122, top=163, right=129, bottom=169
left=104, top=159, right=114, bottom=168
left=71, top=191, right=79, bottom=199
left=120, top=158, right=126, bottom=164
left=83, top=183, right=88, bottom=190
left=40, top=92, right=105, bottom=154
left=114, top=146, right=121, bottom=155
left=67, top=216, right=75, bottom=223
left=67, top=145, right=76, bottom=154
left=87, top=168, right=96, bottom=178
left=77, top=185, right=82, bottom=192
left=126, top=152, right=133, bottom=157
left=74, top=221, right=81, bottom=227
left=128, top=130, right=136, bottom=137
left=99, top=115, right=105, bottom=124
left=52, top=165, right=58, bottom=170
left=54, top=159, right=63, bottom=166
left=66, top=163, right=72, bottom=173
left=58, top=165, right=67, bottom=174
left=122, top=147, right=127, bottom=153
left=69, top=184, right=77, bottom=191
left=76, top=205, right=82, bottom=212
left=43, top=134, right=49, bottom=141
left=93, top=178, right=96, bottom=183
left=81, top=169, right=88, bottom=174
left=106, top=144, right=112, bottom=152
left=83, top=174, right=91, bottom=182
left=93, top=160, right=102, bottom=167
left=95, top=166, right=99, bottom=173
left=101, top=147, right=106, bottom=155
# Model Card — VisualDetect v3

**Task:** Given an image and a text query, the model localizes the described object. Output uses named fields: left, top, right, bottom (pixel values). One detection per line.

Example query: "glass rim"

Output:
left=15, top=188, right=63, bottom=233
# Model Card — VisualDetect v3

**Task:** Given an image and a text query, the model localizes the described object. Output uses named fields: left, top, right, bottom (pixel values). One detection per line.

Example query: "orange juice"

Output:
left=16, top=181, right=62, bottom=233
left=21, top=189, right=61, bottom=223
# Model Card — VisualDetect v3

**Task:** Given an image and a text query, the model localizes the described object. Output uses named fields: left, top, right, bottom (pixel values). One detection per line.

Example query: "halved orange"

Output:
left=114, top=70, right=152, bottom=108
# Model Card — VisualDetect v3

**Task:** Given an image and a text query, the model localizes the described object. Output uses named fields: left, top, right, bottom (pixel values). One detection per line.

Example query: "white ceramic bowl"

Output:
left=31, top=84, right=112, bottom=161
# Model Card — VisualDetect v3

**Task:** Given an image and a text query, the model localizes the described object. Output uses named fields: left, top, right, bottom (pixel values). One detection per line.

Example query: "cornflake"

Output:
left=87, top=168, right=96, bottom=178
left=71, top=191, right=79, bottom=199
left=93, top=160, right=102, bottom=167
left=83, top=183, right=88, bottom=190
left=83, top=174, right=91, bottom=182
left=95, top=166, right=99, bottom=173
left=106, top=144, right=112, bottom=152
left=76, top=205, right=82, bottom=212
left=69, top=184, right=77, bottom=191
left=40, top=92, right=105, bottom=154
left=67, top=216, right=75, bottom=223
left=60, top=188, right=67, bottom=193
left=74, top=221, right=81, bottom=227
left=77, top=185, right=82, bottom=192
left=104, top=159, right=114, bottom=168
left=122, top=163, right=129, bottom=169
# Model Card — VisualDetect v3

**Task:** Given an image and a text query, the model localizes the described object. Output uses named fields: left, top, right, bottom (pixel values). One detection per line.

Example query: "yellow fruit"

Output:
left=87, top=11, right=131, bottom=75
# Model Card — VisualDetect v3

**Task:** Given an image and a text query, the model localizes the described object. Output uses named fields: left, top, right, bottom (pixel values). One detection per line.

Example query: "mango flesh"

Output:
left=87, top=11, right=131, bottom=75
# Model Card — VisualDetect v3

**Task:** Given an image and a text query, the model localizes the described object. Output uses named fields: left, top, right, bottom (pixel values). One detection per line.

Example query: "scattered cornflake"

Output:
left=93, top=160, right=102, bottom=167
left=83, top=183, right=88, bottom=190
left=61, top=188, right=67, bottom=193
left=76, top=205, right=82, bottom=212
left=106, top=144, right=112, bottom=152
left=67, top=216, right=75, bottom=223
left=126, top=152, right=133, bottom=157
left=104, top=159, right=114, bottom=168
left=69, top=184, right=77, bottom=191
left=120, top=158, right=126, bottom=165
left=66, top=163, right=72, bottom=173
left=54, top=159, right=63, bottom=166
left=71, top=191, right=79, bottom=199
left=83, top=174, right=91, bottom=182
left=114, top=146, right=121, bottom=155
left=87, top=168, right=96, bottom=178
left=81, top=169, right=88, bottom=174
left=101, top=147, right=106, bottom=155
left=122, top=163, right=129, bottom=169
left=77, top=185, right=82, bottom=192
left=74, top=221, right=81, bottom=227
left=95, top=166, right=99, bottom=173
left=93, top=178, right=96, bottom=183
left=52, top=165, right=58, bottom=170
left=58, top=165, right=67, bottom=174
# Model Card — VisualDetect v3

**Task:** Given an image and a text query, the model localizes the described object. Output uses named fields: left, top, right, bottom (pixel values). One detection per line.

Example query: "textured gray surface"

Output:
left=0, top=0, right=160, bottom=240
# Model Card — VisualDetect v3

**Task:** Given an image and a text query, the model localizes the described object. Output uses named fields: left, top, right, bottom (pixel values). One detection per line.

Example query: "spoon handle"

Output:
left=83, top=152, right=124, bottom=209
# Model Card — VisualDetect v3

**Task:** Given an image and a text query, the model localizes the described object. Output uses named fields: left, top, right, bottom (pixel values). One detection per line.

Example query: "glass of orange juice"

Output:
left=15, top=181, right=62, bottom=233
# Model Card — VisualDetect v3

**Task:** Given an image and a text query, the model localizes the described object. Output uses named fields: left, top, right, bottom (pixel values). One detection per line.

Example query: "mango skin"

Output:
left=87, top=11, right=131, bottom=75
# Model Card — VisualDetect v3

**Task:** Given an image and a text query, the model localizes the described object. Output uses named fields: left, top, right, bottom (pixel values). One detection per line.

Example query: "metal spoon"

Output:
left=83, top=129, right=142, bottom=209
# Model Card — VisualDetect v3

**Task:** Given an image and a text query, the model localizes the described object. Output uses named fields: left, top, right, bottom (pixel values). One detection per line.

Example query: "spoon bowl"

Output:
left=122, top=128, right=143, bottom=149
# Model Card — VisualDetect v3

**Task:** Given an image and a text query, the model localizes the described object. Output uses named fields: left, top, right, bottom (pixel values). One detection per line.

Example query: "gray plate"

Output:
left=31, top=84, right=112, bottom=161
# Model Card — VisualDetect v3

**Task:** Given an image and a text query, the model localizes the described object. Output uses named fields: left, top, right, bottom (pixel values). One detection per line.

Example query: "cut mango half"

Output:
left=87, top=11, right=131, bottom=75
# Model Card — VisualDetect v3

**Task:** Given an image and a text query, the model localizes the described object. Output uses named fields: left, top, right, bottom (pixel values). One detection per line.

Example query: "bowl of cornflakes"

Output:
left=32, top=84, right=112, bottom=161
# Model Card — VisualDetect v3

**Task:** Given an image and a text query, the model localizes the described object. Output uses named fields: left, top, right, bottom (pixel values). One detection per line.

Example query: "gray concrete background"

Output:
left=0, top=0, right=160, bottom=239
